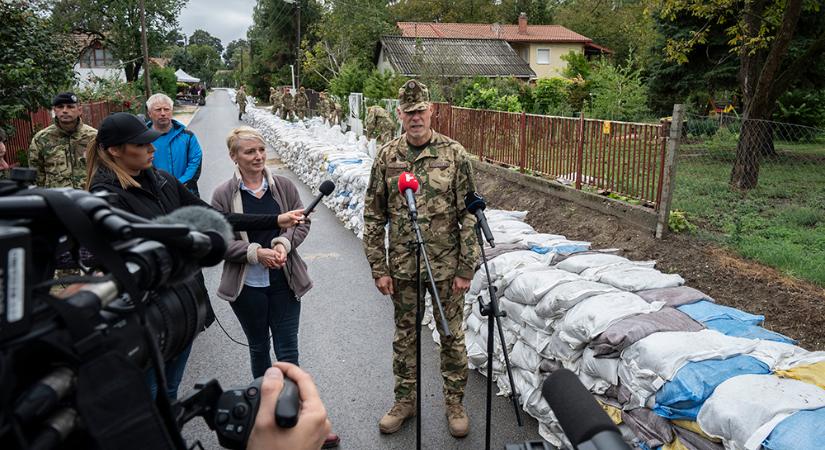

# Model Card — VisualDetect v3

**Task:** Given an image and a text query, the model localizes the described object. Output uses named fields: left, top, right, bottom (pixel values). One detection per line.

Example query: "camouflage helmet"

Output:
left=270, top=87, right=275, bottom=91
left=299, top=86, right=305, bottom=92
left=398, top=79, right=430, bottom=113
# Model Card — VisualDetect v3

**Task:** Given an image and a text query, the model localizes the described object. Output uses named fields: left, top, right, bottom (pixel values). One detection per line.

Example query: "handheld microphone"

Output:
left=464, top=191, right=495, bottom=248
left=397, top=172, right=420, bottom=220
left=153, top=206, right=232, bottom=267
left=303, top=180, right=335, bottom=216
left=543, top=369, right=630, bottom=450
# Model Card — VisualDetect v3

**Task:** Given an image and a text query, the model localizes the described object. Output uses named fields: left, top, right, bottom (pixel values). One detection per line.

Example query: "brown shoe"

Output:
left=446, top=403, right=469, bottom=438
left=378, top=400, right=416, bottom=434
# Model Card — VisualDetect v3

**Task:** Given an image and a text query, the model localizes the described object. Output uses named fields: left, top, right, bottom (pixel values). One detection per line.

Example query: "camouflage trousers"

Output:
left=296, top=108, right=306, bottom=120
left=391, top=277, right=468, bottom=405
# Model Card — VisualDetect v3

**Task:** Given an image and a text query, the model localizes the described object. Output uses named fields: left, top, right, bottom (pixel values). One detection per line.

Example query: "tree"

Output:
left=587, top=56, right=650, bottom=121
left=51, top=0, right=184, bottom=82
left=150, top=65, right=177, bottom=98
left=0, top=1, right=76, bottom=129
left=189, top=29, right=223, bottom=55
left=657, top=0, right=825, bottom=189
left=388, top=0, right=554, bottom=24
left=223, top=38, right=248, bottom=68
left=170, top=44, right=222, bottom=86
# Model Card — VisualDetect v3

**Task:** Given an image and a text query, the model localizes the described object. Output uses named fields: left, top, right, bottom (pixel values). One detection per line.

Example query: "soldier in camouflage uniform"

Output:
left=282, top=88, right=295, bottom=121
left=28, top=92, right=98, bottom=189
left=317, top=91, right=329, bottom=120
left=294, top=86, right=309, bottom=120
left=366, top=105, right=397, bottom=146
left=328, top=97, right=342, bottom=125
left=363, top=79, right=478, bottom=438
left=235, top=85, right=247, bottom=120
left=269, top=87, right=283, bottom=116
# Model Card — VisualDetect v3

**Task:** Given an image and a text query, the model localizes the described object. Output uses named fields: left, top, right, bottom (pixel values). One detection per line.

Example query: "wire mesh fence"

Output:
left=674, top=112, right=825, bottom=285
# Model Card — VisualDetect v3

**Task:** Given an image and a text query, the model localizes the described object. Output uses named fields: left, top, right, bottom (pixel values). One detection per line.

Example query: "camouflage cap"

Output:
left=398, top=79, right=430, bottom=112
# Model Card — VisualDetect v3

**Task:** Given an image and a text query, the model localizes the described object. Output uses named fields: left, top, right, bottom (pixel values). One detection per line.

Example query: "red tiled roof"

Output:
left=397, top=22, right=592, bottom=43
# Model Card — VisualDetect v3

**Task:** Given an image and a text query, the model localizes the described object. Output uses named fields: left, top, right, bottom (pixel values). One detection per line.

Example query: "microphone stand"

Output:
left=474, top=223, right=523, bottom=450
left=408, top=208, right=452, bottom=450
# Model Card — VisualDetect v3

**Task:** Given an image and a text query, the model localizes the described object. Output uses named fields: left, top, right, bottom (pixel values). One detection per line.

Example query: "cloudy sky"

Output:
left=179, top=0, right=257, bottom=47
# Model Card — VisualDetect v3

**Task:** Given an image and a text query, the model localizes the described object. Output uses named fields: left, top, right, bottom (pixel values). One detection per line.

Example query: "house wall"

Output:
left=73, top=65, right=127, bottom=87
left=376, top=47, right=395, bottom=74
left=515, top=43, right=584, bottom=79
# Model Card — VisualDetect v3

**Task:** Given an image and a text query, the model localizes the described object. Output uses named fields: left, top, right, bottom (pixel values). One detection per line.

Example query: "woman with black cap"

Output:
left=85, top=112, right=305, bottom=400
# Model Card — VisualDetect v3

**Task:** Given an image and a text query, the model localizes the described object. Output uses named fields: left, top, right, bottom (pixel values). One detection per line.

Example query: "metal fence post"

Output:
left=575, top=112, right=585, bottom=190
left=655, top=104, right=685, bottom=239
left=519, top=111, right=527, bottom=173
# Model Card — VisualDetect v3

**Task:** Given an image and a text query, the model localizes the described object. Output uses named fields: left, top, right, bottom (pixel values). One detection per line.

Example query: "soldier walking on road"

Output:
left=362, top=79, right=479, bottom=438
left=282, top=88, right=295, bottom=121
left=236, top=85, right=248, bottom=120
left=366, top=105, right=396, bottom=146
left=294, top=86, right=309, bottom=120
left=28, top=92, right=97, bottom=188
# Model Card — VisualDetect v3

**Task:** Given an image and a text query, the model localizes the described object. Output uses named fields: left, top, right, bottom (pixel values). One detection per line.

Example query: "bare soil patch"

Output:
left=477, top=174, right=825, bottom=351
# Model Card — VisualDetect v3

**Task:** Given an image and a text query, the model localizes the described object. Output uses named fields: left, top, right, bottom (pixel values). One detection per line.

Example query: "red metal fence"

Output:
left=4, top=101, right=122, bottom=166
left=431, top=103, right=670, bottom=209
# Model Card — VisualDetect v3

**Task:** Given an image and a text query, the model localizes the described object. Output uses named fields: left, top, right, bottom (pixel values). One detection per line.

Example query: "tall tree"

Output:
left=51, top=0, right=185, bottom=82
left=1, top=1, right=76, bottom=127
left=189, top=29, right=223, bottom=54
left=657, top=0, right=825, bottom=189
left=223, top=38, right=248, bottom=68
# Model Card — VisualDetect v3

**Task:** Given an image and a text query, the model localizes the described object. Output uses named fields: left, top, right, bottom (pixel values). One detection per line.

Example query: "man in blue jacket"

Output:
left=146, top=93, right=203, bottom=196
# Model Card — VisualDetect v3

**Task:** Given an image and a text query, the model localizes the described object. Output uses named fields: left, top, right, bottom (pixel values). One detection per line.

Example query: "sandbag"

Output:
left=704, top=318, right=795, bottom=344
left=589, top=307, right=704, bottom=358
left=677, top=301, right=764, bottom=325
left=534, top=280, right=619, bottom=319
left=636, top=286, right=714, bottom=307
left=556, top=253, right=634, bottom=274
left=595, top=266, right=685, bottom=291
left=774, top=360, right=825, bottom=390
left=762, top=407, right=825, bottom=450
left=503, top=267, right=580, bottom=305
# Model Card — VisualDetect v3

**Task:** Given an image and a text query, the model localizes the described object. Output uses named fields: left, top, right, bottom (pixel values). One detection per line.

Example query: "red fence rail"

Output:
left=4, top=101, right=122, bottom=166
left=431, top=103, right=669, bottom=209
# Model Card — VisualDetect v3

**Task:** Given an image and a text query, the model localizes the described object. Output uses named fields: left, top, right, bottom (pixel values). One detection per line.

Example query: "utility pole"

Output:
left=139, top=0, right=152, bottom=108
left=284, top=0, right=301, bottom=88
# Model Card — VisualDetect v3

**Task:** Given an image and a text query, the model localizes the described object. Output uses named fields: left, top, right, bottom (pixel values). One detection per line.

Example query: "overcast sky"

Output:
left=179, top=0, right=256, bottom=48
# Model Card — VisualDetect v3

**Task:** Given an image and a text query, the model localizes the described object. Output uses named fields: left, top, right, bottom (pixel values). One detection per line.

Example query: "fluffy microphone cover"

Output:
left=155, top=206, right=233, bottom=242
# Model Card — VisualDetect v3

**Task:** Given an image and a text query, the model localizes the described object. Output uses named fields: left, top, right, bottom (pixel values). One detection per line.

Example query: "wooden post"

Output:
left=575, top=112, right=585, bottom=190
left=519, top=111, right=527, bottom=173
left=655, top=104, right=685, bottom=239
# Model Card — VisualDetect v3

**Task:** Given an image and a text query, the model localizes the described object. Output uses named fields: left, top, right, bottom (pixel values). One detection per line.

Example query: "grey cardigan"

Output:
left=211, top=166, right=312, bottom=301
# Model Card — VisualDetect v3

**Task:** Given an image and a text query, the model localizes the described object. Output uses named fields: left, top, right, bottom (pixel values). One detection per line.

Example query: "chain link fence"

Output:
left=674, top=112, right=825, bottom=286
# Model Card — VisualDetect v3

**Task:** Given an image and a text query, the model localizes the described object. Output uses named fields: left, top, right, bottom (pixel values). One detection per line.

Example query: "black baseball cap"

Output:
left=53, top=92, right=79, bottom=106
left=97, top=112, right=162, bottom=148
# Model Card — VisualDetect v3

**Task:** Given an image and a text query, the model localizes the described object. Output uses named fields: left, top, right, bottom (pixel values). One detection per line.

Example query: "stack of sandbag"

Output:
left=463, top=209, right=825, bottom=450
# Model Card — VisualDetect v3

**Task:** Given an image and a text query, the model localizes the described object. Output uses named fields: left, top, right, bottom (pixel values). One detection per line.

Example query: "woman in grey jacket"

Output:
left=212, top=126, right=312, bottom=372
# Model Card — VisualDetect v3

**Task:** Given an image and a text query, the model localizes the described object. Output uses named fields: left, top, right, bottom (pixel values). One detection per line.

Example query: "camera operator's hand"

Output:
left=256, top=248, right=282, bottom=269
left=278, top=209, right=306, bottom=228
left=247, top=363, right=330, bottom=450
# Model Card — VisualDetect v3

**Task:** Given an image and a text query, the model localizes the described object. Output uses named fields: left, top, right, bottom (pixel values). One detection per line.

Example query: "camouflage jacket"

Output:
left=282, top=94, right=294, bottom=109
left=28, top=119, right=97, bottom=189
left=317, top=98, right=329, bottom=116
left=235, top=91, right=247, bottom=106
left=294, top=93, right=308, bottom=109
left=366, top=106, right=395, bottom=141
left=363, top=131, right=479, bottom=281
left=269, top=91, right=283, bottom=107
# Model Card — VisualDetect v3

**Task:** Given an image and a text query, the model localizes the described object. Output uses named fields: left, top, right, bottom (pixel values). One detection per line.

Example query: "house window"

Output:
left=536, top=48, right=550, bottom=65
left=79, top=45, right=115, bottom=68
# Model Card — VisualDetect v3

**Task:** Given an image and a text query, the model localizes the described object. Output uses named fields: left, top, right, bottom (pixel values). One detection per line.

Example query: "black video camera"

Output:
left=0, top=169, right=297, bottom=450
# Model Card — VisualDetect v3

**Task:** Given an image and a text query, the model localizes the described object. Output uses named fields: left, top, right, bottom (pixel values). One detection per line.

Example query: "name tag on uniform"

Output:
left=429, top=161, right=450, bottom=169
left=388, top=162, right=408, bottom=169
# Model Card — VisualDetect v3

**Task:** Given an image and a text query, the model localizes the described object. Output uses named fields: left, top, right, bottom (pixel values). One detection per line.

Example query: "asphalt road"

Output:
left=179, top=90, right=540, bottom=449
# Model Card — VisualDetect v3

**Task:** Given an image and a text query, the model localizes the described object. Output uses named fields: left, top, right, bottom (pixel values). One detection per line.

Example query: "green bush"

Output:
left=75, top=73, right=142, bottom=114
left=668, top=210, right=696, bottom=233
left=774, top=89, right=825, bottom=139
left=459, top=83, right=522, bottom=112
left=329, top=62, right=369, bottom=101
left=150, top=66, right=178, bottom=99
left=532, top=77, right=573, bottom=116
left=686, top=117, right=720, bottom=138
left=587, top=57, right=650, bottom=121
left=363, top=69, right=408, bottom=101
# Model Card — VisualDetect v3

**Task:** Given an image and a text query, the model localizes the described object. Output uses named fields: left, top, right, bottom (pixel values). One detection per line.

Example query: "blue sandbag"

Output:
left=677, top=300, right=764, bottom=325
left=762, top=407, right=825, bottom=450
left=653, top=355, right=770, bottom=420
left=704, top=318, right=797, bottom=344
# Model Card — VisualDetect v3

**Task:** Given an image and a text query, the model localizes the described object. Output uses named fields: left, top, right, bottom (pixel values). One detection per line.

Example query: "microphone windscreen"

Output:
left=155, top=206, right=233, bottom=243
left=463, top=191, right=486, bottom=213
left=319, top=180, right=335, bottom=195
left=397, top=172, right=419, bottom=194
left=543, top=369, right=620, bottom=446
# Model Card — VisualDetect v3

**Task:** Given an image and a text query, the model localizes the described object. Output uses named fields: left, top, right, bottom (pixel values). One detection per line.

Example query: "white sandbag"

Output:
left=697, top=375, right=825, bottom=450
left=581, top=347, right=619, bottom=387
left=510, top=339, right=542, bottom=373
left=498, top=297, right=528, bottom=327
left=518, top=322, right=554, bottom=357
left=489, top=218, right=536, bottom=235
left=556, top=253, right=634, bottom=274
left=522, top=233, right=567, bottom=247
left=466, top=333, right=489, bottom=369
left=466, top=311, right=483, bottom=333
left=555, top=292, right=664, bottom=351
left=472, top=251, right=552, bottom=295
left=578, top=260, right=657, bottom=280
left=520, top=306, right=554, bottom=331
left=618, top=330, right=762, bottom=409
left=535, top=280, right=620, bottom=319
left=597, top=266, right=685, bottom=291
left=486, top=209, right=529, bottom=222
left=749, top=340, right=825, bottom=370
left=503, top=267, right=580, bottom=305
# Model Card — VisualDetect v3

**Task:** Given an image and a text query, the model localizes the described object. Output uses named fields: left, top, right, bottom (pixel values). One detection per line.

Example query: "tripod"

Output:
left=474, top=222, right=523, bottom=450
left=408, top=209, right=452, bottom=450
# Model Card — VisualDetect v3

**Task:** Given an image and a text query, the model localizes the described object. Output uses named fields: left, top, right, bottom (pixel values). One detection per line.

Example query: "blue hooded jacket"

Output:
left=147, top=119, right=202, bottom=185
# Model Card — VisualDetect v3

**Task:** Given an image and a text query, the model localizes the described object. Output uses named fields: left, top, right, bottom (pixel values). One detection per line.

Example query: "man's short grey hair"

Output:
left=146, top=93, right=174, bottom=110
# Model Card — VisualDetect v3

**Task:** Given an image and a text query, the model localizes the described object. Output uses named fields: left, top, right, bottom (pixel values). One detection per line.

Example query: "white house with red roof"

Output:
left=394, top=13, right=609, bottom=79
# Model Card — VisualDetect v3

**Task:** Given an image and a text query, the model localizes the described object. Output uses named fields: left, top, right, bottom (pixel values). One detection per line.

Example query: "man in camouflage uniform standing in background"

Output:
left=269, top=87, right=283, bottom=117
left=366, top=104, right=397, bottom=146
left=28, top=92, right=97, bottom=188
left=363, top=79, right=478, bottom=438
left=317, top=91, right=329, bottom=120
left=281, top=87, right=295, bottom=121
left=294, top=86, right=309, bottom=120
left=235, top=85, right=247, bottom=120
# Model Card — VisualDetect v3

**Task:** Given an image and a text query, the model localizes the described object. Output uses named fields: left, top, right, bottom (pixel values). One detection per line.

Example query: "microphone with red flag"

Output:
left=397, top=172, right=420, bottom=220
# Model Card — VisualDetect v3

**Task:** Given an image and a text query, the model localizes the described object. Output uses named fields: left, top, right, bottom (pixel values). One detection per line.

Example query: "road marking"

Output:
left=301, top=252, right=341, bottom=261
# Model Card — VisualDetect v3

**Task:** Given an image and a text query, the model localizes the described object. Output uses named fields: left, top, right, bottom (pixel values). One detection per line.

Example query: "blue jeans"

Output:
left=231, top=283, right=301, bottom=378
left=147, top=343, right=193, bottom=400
